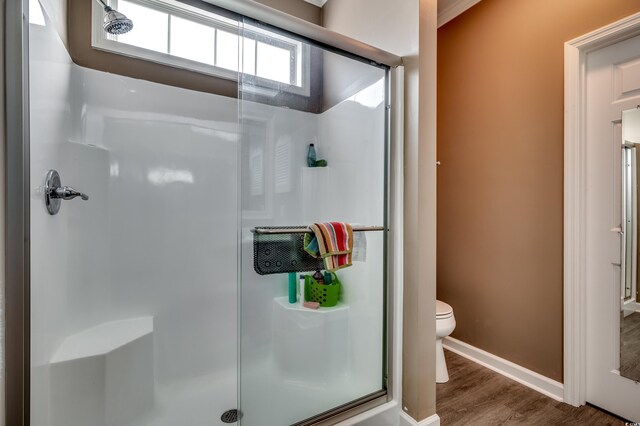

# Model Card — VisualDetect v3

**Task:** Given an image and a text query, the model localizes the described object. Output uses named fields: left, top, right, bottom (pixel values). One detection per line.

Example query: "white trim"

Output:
left=390, top=65, right=405, bottom=416
left=399, top=411, right=440, bottom=426
left=623, top=299, right=640, bottom=313
left=443, top=337, right=564, bottom=402
left=564, top=11, right=640, bottom=408
left=437, top=0, right=482, bottom=28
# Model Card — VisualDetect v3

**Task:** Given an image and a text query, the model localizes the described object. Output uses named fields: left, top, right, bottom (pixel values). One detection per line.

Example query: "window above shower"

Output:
left=91, top=0, right=309, bottom=95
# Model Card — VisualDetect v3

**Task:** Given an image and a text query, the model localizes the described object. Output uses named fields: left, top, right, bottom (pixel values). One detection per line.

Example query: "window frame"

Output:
left=91, top=0, right=310, bottom=96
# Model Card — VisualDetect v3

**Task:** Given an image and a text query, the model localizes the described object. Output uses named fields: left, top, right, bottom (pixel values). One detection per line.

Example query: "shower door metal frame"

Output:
left=4, top=0, right=31, bottom=425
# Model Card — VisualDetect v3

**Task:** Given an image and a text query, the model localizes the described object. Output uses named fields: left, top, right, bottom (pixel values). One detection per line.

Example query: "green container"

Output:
left=305, top=273, right=341, bottom=307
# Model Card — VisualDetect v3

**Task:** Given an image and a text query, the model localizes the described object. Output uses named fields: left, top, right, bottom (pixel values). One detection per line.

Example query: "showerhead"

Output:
left=97, top=1, right=133, bottom=35
left=103, top=6, right=133, bottom=34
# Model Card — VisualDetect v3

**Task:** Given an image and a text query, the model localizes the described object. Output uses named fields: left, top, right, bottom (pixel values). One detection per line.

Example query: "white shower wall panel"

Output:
left=79, top=73, right=239, bottom=386
left=30, top=20, right=90, bottom=426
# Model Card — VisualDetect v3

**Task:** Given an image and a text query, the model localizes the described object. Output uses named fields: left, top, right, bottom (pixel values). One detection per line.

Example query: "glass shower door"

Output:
left=28, top=9, right=239, bottom=425
left=238, top=19, right=389, bottom=425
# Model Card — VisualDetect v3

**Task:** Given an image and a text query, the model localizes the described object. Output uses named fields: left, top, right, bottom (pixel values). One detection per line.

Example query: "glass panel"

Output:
left=117, top=0, right=169, bottom=53
left=169, top=15, right=216, bottom=65
left=239, top=20, right=388, bottom=425
left=30, top=9, right=239, bottom=426
left=216, top=29, right=240, bottom=71
left=256, top=42, right=291, bottom=84
left=242, top=38, right=257, bottom=76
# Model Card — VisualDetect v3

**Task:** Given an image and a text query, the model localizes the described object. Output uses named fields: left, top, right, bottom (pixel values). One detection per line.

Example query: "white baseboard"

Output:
left=622, top=300, right=640, bottom=317
left=443, top=337, right=564, bottom=402
left=399, top=411, right=440, bottom=426
left=622, top=298, right=640, bottom=313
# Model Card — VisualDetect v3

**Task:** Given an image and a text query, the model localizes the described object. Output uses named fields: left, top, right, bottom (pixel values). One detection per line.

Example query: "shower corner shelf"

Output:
left=50, top=316, right=154, bottom=364
left=302, top=165, right=330, bottom=171
left=48, top=317, right=155, bottom=426
left=273, top=296, right=349, bottom=313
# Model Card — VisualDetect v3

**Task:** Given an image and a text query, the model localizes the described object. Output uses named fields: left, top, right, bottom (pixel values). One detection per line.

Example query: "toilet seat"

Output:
left=436, top=300, right=453, bottom=319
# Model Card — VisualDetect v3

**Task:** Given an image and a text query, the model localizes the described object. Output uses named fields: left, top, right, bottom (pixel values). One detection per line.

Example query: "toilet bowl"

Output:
left=436, top=300, right=456, bottom=383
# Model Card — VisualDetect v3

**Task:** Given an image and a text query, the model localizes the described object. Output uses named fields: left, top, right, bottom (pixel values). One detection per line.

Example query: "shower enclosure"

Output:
left=7, top=1, right=398, bottom=425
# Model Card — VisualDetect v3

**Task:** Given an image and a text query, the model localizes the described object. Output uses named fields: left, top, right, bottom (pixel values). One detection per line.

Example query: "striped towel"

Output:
left=304, top=222, right=354, bottom=272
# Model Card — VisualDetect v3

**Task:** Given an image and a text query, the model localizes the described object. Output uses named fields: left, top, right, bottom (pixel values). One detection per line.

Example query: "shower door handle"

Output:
left=44, top=169, right=89, bottom=215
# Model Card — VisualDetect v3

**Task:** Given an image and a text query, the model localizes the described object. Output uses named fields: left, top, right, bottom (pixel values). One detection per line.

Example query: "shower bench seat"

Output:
left=49, top=317, right=155, bottom=426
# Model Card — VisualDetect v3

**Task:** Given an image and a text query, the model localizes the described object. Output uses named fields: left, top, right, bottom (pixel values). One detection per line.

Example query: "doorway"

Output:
left=564, top=12, right=640, bottom=422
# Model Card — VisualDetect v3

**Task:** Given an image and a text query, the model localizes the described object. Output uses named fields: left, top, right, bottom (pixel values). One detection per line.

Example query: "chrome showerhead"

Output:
left=103, top=6, right=133, bottom=34
left=96, top=0, right=133, bottom=35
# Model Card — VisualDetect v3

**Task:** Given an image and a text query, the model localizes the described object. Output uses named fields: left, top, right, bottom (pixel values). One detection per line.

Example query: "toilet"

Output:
left=436, top=300, right=456, bottom=383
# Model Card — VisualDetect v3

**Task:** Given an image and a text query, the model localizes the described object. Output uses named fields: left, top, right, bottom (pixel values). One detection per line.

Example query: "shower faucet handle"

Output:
left=44, top=169, right=89, bottom=215
left=54, top=186, right=89, bottom=201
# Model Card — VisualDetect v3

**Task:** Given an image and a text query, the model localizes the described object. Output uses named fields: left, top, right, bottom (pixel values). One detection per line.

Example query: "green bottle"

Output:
left=288, top=272, right=297, bottom=303
left=307, top=144, right=317, bottom=167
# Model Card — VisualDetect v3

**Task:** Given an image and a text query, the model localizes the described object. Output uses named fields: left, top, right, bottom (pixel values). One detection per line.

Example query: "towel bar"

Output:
left=252, top=226, right=385, bottom=235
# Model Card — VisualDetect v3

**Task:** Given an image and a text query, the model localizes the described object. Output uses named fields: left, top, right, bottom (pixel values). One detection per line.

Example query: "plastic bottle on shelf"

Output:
left=288, top=272, right=297, bottom=304
left=307, top=143, right=317, bottom=167
left=299, top=275, right=306, bottom=306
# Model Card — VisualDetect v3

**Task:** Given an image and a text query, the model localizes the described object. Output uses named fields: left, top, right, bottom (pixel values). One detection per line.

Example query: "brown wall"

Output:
left=437, top=0, right=640, bottom=382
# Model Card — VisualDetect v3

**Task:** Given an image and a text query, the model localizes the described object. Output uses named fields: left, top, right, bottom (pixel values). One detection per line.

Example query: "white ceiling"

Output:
left=302, top=0, right=328, bottom=7
left=300, top=0, right=481, bottom=26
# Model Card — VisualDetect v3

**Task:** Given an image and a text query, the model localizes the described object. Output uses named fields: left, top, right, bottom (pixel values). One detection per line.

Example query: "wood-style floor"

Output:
left=621, top=312, right=640, bottom=380
left=437, top=350, right=626, bottom=425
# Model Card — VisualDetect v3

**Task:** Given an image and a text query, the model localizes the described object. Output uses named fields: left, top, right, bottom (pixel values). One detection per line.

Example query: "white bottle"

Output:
left=299, top=275, right=305, bottom=306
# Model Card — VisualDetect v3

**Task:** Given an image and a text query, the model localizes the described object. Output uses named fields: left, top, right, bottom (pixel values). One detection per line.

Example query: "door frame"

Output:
left=564, top=11, right=640, bottom=407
